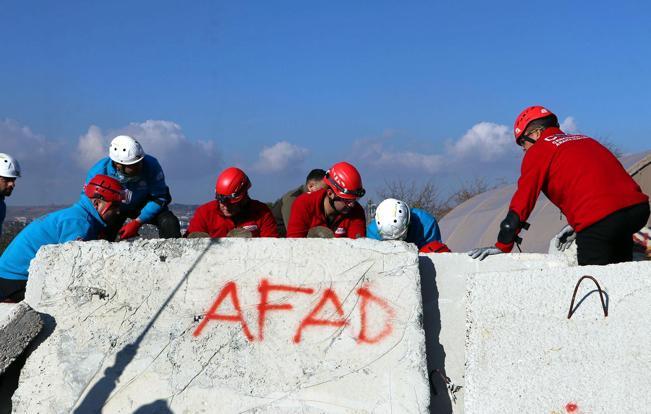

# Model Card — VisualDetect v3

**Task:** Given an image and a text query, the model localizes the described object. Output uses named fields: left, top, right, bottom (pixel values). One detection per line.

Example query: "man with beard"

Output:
left=0, top=153, right=20, bottom=237
left=287, top=162, right=367, bottom=239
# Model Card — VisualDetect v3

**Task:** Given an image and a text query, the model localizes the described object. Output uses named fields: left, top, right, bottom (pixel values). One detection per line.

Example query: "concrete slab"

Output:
left=418, top=253, right=573, bottom=413
left=465, top=261, right=651, bottom=413
left=0, top=302, right=42, bottom=374
left=15, top=238, right=429, bottom=413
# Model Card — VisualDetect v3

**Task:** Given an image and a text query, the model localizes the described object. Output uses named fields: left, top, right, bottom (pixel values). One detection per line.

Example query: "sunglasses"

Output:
left=326, top=173, right=366, bottom=198
left=215, top=193, right=244, bottom=204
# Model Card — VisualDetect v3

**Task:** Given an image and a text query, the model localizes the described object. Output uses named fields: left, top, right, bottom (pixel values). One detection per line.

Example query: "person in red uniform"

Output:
left=287, top=161, right=367, bottom=239
left=469, top=105, right=649, bottom=265
left=186, top=167, right=279, bottom=238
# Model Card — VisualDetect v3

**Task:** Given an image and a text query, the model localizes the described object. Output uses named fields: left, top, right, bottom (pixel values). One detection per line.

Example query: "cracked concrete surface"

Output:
left=465, top=260, right=651, bottom=413
left=0, top=302, right=42, bottom=374
left=13, top=238, right=429, bottom=413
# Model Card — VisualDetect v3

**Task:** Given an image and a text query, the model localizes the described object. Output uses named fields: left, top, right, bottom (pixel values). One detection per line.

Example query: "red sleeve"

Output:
left=186, top=205, right=208, bottom=235
left=258, top=205, right=280, bottom=238
left=495, top=145, right=554, bottom=252
left=286, top=194, right=311, bottom=238
left=346, top=204, right=367, bottom=239
left=419, top=241, right=451, bottom=253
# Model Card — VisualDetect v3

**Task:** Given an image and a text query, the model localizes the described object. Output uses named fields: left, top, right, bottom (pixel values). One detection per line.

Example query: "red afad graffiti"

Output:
left=193, top=278, right=395, bottom=344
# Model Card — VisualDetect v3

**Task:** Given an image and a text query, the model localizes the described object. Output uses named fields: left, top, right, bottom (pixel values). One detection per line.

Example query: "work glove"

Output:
left=118, top=219, right=142, bottom=240
left=468, top=246, right=503, bottom=261
left=554, top=225, right=576, bottom=251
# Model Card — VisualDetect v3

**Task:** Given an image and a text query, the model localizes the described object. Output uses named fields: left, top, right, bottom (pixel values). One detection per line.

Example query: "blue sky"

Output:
left=1, top=0, right=650, bottom=205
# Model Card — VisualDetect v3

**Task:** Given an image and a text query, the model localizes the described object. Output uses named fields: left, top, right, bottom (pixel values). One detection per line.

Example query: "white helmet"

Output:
left=0, top=153, right=21, bottom=178
left=375, top=198, right=411, bottom=240
left=109, top=135, right=145, bottom=165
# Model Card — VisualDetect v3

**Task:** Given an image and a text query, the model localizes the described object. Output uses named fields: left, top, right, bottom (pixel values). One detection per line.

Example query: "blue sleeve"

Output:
left=58, top=219, right=93, bottom=243
left=138, top=157, right=171, bottom=223
left=412, top=209, right=442, bottom=248
left=366, top=221, right=382, bottom=241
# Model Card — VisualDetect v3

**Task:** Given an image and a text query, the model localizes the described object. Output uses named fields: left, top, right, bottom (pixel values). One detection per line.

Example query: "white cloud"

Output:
left=447, top=122, right=515, bottom=162
left=0, top=118, right=58, bottom=162
left=560, top=116, right=578, bottom=133
left=253, top=141, right=309, bottom=173
left=354, top=122, right=518, bottom=176
left=77, top=120, right=220, bottom=179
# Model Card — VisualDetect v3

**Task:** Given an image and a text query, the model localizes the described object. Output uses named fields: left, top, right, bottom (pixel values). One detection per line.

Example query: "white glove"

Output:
left=554, top=225, right=576, bottom=251
left=468, top=246, right=503, bottom=261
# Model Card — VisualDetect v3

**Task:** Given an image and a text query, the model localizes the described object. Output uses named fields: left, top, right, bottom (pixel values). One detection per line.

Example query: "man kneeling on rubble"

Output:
left=0, top=175, right=128, bottom=301
left=367, top=198, right=451, bottom=253
left=469, top=106, right=649, bottom=265
left=186, top=167, right=278, bottom=238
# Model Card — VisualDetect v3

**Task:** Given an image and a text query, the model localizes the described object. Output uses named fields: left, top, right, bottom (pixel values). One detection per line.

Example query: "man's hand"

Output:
left=468, top=246, right=503, bottom=260
left=554, top=225, right=576, bottom=251
left=118, top=219, right=142, bottom=240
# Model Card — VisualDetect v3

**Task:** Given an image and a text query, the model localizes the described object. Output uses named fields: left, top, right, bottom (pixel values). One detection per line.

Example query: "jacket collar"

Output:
left=78, top=195, right=107, bottom=227
left=539, top=127, right=566, bottom=140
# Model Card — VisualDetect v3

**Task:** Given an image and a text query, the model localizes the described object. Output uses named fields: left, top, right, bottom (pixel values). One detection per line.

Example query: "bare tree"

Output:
left=377, top=176, right=495, bottom=220
left=448, top=177, right=490, bottom=206
left=378, top=179, right=451, bottom=219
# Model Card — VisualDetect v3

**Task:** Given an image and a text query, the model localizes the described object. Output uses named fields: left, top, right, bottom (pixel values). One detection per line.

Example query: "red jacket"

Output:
left=187, top=199, right=279, bottom=238
left=496, top=127, right=648, bottom=252
left=286, top=188, right=367, bottom=238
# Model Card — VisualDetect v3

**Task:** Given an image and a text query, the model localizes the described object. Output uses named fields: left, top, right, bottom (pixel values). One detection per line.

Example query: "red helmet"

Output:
left=324, top=162, right=365, bottom=200
left=513, top=105, right=557, bottom=141
left=215, top=167, right=251, bottom=204
left=84, top=174, right=129, bottom=203
left=84, top=174, right=130, bottom=216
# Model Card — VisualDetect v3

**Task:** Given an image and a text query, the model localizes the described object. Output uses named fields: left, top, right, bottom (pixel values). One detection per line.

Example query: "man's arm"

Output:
left=495, top=146, right=554, bottom=252
left=58, top=219, right=94, bottom=243
left=259, top=206, right=280, bottom=237
left=186, top=206, right=208, bottom=236
left=286, top=196, right=310, bottom=238
left=139, top=158, right=171, bottom=223
left=347, top=205, right=367, bottom=239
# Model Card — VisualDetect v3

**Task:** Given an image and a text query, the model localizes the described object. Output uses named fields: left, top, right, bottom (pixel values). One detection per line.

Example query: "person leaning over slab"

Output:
left=185, top=167, right=278, bottom=238
left=270, top=168, right=327, bottom=235
left=469, top=105, right=650, bottom=265
left=367, top=198, right=451, bottom=253
left=85, top=135, right=181, bottom=241
left=0, top=153, right=21, bottom=237
left=0, top=175, right=129, bottom=301
left=286, top=161, right=367, bottom=239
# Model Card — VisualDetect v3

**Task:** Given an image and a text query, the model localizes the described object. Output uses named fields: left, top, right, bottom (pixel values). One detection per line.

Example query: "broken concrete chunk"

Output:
left=16, top=238, right=429, bottom=413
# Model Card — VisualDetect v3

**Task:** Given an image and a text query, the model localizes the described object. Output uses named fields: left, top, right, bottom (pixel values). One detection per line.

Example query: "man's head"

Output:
left=323, top=162, right=365, bottom=215
left=513, top=106, right=560, bottom=151
left=375, top=198, right=411, bottom=240
left=215, top=167, right=251, bottom=217
left=84, top=174, right=130, bottom=221
left=109, top=135, right=145, bottom=179
left=305, top=169, right=327, bottom=193
left=0, top=153, right=20, bottom=197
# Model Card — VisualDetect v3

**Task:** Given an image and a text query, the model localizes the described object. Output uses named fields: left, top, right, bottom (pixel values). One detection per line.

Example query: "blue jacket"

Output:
left=85, top=155, right=171, bottom=223
left=0, top=195, right=106, bottom=281
left=367, top=207, right=442, bottom=249
left=0, top=196, right=5, bottom=237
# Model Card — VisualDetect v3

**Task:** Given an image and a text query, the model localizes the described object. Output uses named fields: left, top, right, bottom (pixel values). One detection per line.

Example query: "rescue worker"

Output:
left=367, top=198, right=451, bottom=253
left=0, top=153, right=20, bottom=236
left=85, top=135, right=181, bottom=241
left=469, top=106, right=650, bottom=265
left=186, top=167, right=278, bottom=238
left=0, top=175, right=128, bottom=301
left=271, top=169, right=327, bottom=235
left=287, top=161, right=366, bottom=239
